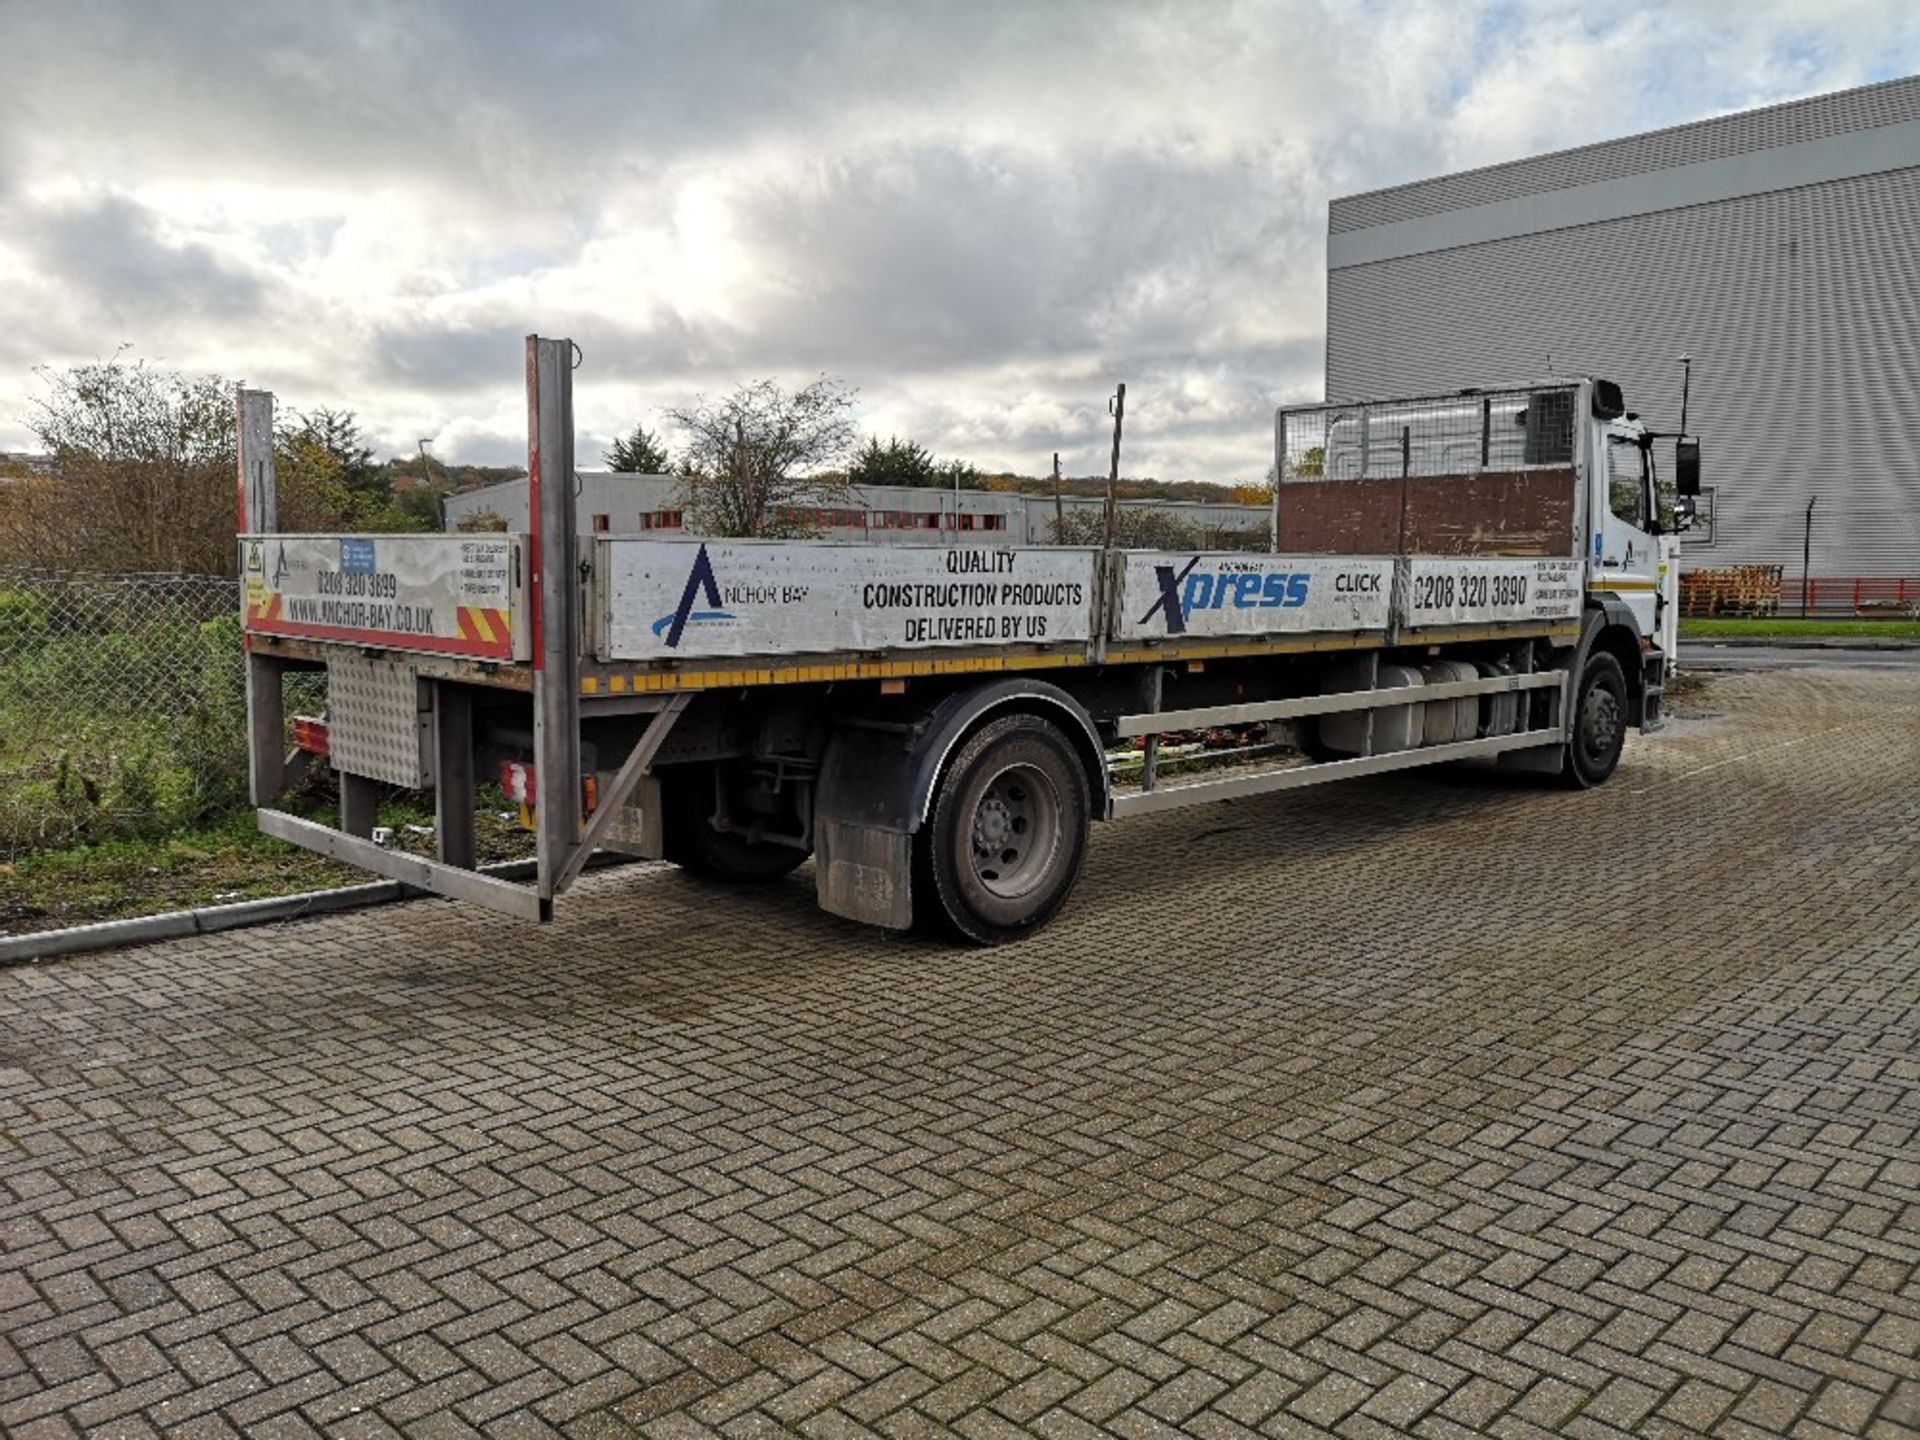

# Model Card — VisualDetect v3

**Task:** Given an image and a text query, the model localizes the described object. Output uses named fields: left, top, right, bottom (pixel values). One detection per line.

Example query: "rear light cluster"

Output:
left=292, top=716, right=330, bottom=755
left=500, top=759, right=537, bottom=806
left=498, top=760, right=597, bottom=815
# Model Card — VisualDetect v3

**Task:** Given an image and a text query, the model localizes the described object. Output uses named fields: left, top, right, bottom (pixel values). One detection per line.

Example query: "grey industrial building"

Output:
left=441, top=471, right=1268, bottom=547
left=1326, top=74, right=1920, bottom=578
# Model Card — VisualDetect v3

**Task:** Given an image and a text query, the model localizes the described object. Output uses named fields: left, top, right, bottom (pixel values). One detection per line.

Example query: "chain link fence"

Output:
left=0, top=569, right=322, bottom=857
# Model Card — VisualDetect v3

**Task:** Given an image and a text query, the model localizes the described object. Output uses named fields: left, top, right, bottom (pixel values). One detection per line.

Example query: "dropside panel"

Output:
left=1110, top=553, right=1393, bottom=641
left=240, top=533, right=528, bottom=661
left=1399, top=557, right=1585, bottom=629
left=599, top=538, right=1099, bottom=662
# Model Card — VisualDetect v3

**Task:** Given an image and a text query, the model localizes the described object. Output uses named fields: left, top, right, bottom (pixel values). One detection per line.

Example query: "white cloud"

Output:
left=0, top=0, right=1915, bottom=483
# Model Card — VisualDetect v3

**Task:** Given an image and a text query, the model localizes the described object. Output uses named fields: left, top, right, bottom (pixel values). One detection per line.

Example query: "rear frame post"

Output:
left=340, top=773, right=380, bottom=839
left=435, top=682, right=477, bottom=869
left=246, top=652, right=287, bottom=808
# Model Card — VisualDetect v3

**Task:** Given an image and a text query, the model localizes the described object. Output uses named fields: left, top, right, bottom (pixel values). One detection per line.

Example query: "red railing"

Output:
left=1778, top=577, right=1920, bottom=617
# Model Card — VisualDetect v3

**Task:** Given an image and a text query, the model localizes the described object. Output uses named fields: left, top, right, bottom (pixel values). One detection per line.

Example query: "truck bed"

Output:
left=241, top=533, right=1584, bottom=692
left=231, top=346, right=1640, bottom=936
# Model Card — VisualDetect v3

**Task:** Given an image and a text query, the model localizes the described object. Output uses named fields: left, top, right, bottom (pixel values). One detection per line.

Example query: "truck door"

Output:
left=1593, top=431, right=1662, bottom=640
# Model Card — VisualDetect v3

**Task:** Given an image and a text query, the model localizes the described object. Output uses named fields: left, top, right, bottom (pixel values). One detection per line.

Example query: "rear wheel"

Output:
left=664, top=764, right=809, bottom=883
left=915, top=714, right=1090, bottom=944
left=1563, top=651, right=1627, bottom=788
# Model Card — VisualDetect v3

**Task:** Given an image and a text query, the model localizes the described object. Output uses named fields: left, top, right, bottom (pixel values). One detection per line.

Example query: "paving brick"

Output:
left=1289, top=1372, right=1371, bottom=1426
left=0, top=667, right=1916, bottom=1435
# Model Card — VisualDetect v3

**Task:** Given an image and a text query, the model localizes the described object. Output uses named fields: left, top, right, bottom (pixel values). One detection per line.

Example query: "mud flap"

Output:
left=812, top=718, right=922, bottom=929
left=815, top=819, right=913, bottom=930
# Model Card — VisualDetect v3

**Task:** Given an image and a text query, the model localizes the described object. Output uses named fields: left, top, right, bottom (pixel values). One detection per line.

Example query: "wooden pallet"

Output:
left=1680, top=565, right=1783, bottom=618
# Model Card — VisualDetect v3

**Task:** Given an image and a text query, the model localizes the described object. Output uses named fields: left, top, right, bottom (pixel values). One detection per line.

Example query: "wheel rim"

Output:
left=968, top=762, right=1062, bottom=900
left=1579, top=679, right=1622, bottom=769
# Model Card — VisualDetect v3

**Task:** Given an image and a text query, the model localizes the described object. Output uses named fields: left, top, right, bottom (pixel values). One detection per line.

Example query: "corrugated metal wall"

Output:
left=1335, top=76, right=1920, bottom=233
left=1327, top=84, right=1920, bottom=578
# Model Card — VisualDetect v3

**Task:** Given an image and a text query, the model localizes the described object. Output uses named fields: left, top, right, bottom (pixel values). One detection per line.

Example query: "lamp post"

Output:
left=1802, top=495, right=1817, bottom=618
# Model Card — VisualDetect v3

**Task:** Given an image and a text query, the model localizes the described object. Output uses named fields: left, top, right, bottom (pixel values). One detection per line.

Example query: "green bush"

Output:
left=0, top=588, right=50, bottom=652
left=112, top=745, right=162, bottom=835
left=0, top=602, right=260, bottom=856
left=170, top=615, right=249, bottom=820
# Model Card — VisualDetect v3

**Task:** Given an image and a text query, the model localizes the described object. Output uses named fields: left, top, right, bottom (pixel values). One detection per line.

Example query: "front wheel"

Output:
left=1563, top=651, right=1628, bottom=788
left=915, top=714, right=1090, bottom=944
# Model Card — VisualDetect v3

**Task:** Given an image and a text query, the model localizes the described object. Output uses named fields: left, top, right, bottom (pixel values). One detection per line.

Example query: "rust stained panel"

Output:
left=1279, top=469, right=1575, bottom=556
left=1404, top=469, right=1575, bottom=556
left=1276, top=477, right=1403, bottom=554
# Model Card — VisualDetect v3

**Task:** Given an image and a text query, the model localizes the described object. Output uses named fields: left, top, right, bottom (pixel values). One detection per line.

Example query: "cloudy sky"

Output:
left=2, top=1, right=1916, bottom=482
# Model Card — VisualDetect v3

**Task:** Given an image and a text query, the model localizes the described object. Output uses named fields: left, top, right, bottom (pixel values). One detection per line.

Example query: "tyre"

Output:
left=664, top=765, right=809, bottom=883
left=1563, top=651, right=1627, bottom=788
left=914, top=713, right=1091, bottom=944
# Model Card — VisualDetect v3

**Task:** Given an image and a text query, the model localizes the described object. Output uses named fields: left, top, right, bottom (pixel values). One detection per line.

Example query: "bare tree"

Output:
left=667, top=377, right=856, bottom=537
left=30, top=350, right=235, bottom=466
left=0, top=356, right=423, bottom=575
left=1, top=355, right=241, bottom=574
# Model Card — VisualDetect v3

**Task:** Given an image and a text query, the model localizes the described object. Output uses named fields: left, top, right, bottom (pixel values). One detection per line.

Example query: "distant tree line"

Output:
left=594, top=388, right=1271, bottom=540
left=0, top=355, right=464, bottom=575
left=1, top=351, right=1275, bottom=568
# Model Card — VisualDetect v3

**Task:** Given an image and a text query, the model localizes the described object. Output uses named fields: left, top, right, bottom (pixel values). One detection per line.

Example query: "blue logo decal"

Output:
left=340, top=538, right=377, bottom=574
left=1139, top=557, right=1201, bottom=634
left=651, top=543, right=734, bottom=646
left=1139, top=558, right=1312, bottom=632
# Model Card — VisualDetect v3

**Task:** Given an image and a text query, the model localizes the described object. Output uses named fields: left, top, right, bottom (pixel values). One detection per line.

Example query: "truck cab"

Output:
left=1591, top=405, right=1683, bottom=720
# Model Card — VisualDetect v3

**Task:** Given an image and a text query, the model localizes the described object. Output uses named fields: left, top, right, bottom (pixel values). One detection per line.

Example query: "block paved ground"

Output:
left=2, top=665, right=1916, bottom=1439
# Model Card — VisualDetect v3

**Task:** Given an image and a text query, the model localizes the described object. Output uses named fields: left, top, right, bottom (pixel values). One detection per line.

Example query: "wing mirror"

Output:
left=1674, top=438, right=1702, bottom=497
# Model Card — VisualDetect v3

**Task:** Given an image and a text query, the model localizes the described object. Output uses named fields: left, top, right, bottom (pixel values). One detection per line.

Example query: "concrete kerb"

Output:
left=0, top=855, right=639, bottom=967
left=1682, top=634, right=1920, bottom=650
left=0, top=881, right=410, bottom=966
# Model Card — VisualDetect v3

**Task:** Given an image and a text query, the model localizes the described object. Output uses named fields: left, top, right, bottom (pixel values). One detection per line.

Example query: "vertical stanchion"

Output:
left=1102, top=383, right=1125, bottom=551
left=528, top=336, right=582, bottom=914
left=237, top=388, right=285, bottom=808
left=1270, top=411, right=1285, bottom=554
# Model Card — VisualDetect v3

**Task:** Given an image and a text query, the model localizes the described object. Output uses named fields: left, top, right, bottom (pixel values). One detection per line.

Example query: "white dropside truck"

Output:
left=237, top=338, right=1697, bottom=943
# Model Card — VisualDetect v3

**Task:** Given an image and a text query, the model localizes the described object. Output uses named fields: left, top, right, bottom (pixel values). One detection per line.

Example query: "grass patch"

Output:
left=1680, top=617, right=1920, bottom=640
left=1, top=811, right=355, bottom=935
left=1, top=785, right=534, bottom=937
left=0, top=607, right=258, bottom=857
